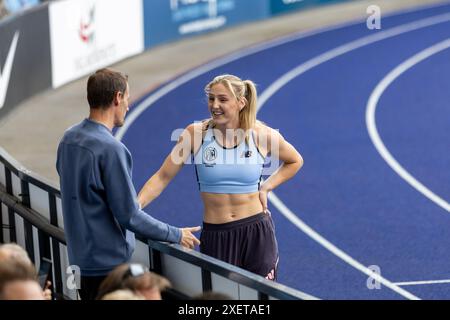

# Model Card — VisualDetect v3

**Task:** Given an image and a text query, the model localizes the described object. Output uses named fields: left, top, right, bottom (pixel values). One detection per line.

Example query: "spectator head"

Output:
left=0, top=260, right=43, bottom=300
left=97, top=263, right=171, bottom=300
left=101, top=289, right=145, bottom=300
left=0, top=243, right=33, bottom=267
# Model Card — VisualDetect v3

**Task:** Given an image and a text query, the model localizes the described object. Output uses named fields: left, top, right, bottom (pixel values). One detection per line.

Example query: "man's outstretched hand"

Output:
left=180, top=226, right=201, bottom=249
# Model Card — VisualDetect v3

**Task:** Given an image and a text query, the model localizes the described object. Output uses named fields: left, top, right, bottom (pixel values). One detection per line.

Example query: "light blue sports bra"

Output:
left=193, top=126, right=265, bottom=194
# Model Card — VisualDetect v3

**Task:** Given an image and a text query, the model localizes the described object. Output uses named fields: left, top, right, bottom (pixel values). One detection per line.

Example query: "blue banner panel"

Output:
left=270, top=0, right=352, bottom=15
left=144, top=0, right=270, bottom=48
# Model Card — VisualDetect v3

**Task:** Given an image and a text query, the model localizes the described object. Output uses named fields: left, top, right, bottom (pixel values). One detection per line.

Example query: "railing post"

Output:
left=20, top=178, right=35, bottom=264
left=48, top=193, right=63, bottom=295
left=258, top=292, right=269, bottom=300
left=149, top=247, right=162, bottom=274
left=202, top=269, right=212, bottom=293
left=5, top=168, right=16, bottom=242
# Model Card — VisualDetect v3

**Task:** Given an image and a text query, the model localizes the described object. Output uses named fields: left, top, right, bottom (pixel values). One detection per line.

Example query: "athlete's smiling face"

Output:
left=207, top=83, right=244, bottom=127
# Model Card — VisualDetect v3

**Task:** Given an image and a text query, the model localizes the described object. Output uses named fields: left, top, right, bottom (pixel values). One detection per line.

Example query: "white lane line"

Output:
left=258, top=12, right=450, bottom=107
left=366, top=39, right=450, bottom=212
left=394, top=279, right=450, bottom=286
left=269, top=193, right=420, bottom=299
left=256, top=15, right=450, bottom=301
left=117, top=11, right=450, bottom=301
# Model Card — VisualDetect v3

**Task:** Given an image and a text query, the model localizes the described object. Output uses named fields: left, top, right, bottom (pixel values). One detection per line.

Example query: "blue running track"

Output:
left=117, top=2, right=450, bottom=299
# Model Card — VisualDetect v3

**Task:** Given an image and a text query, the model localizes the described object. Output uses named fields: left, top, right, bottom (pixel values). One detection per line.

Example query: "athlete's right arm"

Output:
left=138, top=123, right=199, bottom=209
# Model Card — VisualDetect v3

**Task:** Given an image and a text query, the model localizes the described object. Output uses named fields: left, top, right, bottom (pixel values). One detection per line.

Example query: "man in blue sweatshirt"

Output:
left=56, top=68, right=200, bottom=300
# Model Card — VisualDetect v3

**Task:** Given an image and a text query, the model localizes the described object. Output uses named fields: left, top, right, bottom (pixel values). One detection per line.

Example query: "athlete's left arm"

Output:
left=260, top=128, right=303, bottom=193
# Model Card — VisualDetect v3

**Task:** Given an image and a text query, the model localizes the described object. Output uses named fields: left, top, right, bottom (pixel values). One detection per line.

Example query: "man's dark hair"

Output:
left=87, top=68, right=128, bottom=109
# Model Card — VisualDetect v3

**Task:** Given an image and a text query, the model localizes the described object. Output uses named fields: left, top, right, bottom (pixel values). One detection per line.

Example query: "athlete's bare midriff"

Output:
left=201, top=192, right=263, bottom=224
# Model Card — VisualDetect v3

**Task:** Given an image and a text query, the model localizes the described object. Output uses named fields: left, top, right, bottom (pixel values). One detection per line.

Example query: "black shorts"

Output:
left=200, top=212, right=279, bottom=280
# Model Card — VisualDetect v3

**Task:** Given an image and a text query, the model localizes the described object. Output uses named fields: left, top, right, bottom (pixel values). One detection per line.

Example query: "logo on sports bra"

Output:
left=242, top=150, right=252, bottom=158
left=203, top=147, right=217, bottom=162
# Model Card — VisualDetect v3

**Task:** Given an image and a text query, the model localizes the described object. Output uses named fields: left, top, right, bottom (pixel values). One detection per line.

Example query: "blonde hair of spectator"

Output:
left=0, top=259, right=43, bottom=300
left=0, top=243, right=33, bottom=267
left=96, top=263, right=171, bottom=300
left=101, top=289, right=145, bottom=300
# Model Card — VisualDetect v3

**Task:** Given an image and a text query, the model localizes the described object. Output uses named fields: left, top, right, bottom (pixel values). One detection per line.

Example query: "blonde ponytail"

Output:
left=240, top=80, right=257, bottom=137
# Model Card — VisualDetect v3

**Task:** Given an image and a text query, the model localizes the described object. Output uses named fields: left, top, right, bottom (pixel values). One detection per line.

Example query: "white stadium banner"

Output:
left=49, top=0, right=144, bottom=88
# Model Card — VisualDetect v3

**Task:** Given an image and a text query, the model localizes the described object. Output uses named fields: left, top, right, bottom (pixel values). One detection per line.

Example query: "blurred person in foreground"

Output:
left=0, top=0, right=9, bottom=19
left=0, top=243, right=52, bottom=300
left=0, top=243, right=33, bottom=267
left=101, top=289, right=144, bottom=300
left=56, top=68, right=200, bottom=300
left=96, top=263, right=170, bottom=300
left=0, top=260, right=45, bottom=300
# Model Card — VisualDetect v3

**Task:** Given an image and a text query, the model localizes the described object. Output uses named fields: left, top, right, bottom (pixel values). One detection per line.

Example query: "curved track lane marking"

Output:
left=366, top=38, right=450, bottom=213
left=256, top=15, right=450, bottom=301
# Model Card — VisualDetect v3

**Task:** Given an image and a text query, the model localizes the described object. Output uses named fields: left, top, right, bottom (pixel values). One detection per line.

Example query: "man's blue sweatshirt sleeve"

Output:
left=102, top=144, right=181, bottom=243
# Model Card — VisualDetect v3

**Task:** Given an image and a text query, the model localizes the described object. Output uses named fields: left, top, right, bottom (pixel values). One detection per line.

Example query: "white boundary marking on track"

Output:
left=258, top=12, right=450, bottom=106
left=267, top=192, right=419, bottom=300
left=394, top=279, right=450, bottom=286
left=366, top=39, right=450, bottom=212
left=256, top=15, right=450, bottom=301
left=116, top=9, right=450, bottom=300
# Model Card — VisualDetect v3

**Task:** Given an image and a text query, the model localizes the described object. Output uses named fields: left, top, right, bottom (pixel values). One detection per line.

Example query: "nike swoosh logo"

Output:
left=0, top=31, right=20, bottom=109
